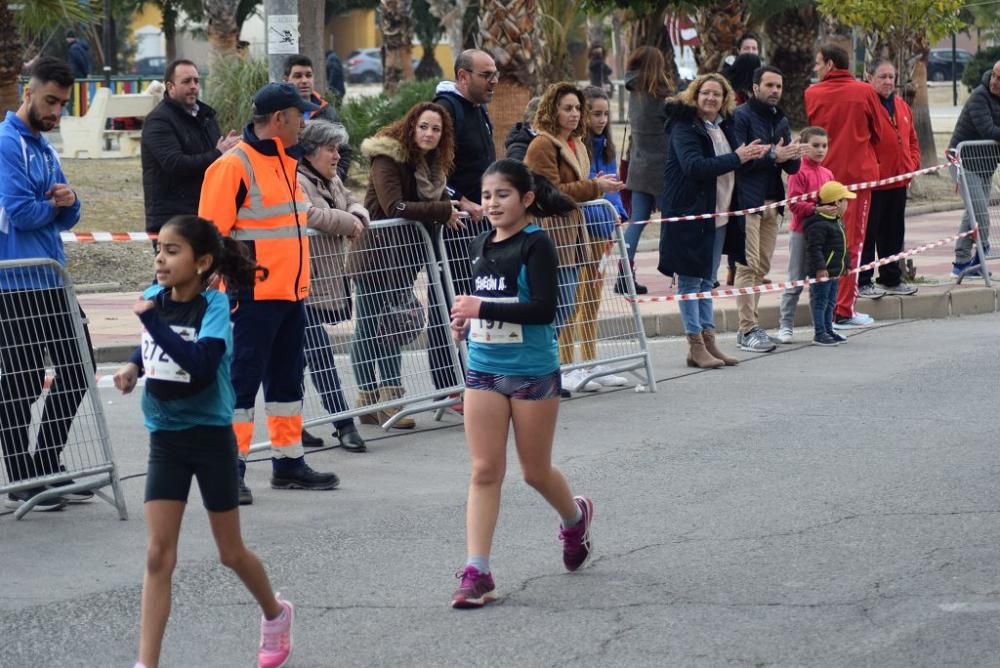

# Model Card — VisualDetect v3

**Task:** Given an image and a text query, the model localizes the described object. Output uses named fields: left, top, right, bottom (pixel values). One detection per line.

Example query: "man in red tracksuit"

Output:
left=859, top=60, right=921, bottom=298
left=805, top=44, right=882, bottom=328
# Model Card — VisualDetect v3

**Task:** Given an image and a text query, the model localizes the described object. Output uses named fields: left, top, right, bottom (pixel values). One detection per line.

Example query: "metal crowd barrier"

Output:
left=954, top=140, right=1000, bottom=286
left=0, top=259, right=128, bottom=520
left=248, top=218, right=465, bottom=452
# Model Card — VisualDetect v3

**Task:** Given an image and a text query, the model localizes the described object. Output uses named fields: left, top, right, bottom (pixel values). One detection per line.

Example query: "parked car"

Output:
left=132, top=56, right=167, bottom=78
left=928, top=48, right=973, bottom=82
left=346, top=48, right=422, bottom=84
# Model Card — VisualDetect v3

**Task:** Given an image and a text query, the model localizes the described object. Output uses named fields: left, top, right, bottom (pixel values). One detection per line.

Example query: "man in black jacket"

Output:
left=141, top=59, right=238, bottom=237
left=428, top=50, right=498, bottom=406
left=732, top=65, right=803, bottom=353
left=949, top=62, right=1000, bottom=278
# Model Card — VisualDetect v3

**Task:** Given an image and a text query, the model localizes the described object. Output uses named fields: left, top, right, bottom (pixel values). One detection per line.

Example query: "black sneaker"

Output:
left=613, top=275, right=648, bottom=295
left=6, top=489, right=68, bottom=512
left=238, top=477, right=253, bottom=506
left=336, top=425, right=367, bottom=453
left=812, top=333, right=840, bottom=347
left=301, top=428, right=325, bottom=448
left=829, top=331, right=848, bottom=344
left=271, top=462, right=340, bottom=490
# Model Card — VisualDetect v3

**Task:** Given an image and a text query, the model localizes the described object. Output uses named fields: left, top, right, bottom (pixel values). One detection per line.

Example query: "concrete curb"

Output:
left=91, top=285, right=997, bottom=362
left=636, top=285, right=998, bottom=338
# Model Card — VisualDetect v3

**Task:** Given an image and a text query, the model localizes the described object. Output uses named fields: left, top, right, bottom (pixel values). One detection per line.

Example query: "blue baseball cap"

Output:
left=252, top=82, right=321, bottom=115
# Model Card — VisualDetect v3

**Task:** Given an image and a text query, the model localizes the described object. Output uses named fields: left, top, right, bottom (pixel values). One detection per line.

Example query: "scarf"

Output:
left=414, top=155, right=447, bottom=201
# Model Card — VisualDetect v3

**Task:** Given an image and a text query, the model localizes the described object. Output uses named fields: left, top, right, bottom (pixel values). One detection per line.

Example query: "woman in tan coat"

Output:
left=297, top=120, right=369, bottom=451
left=524, top=82, right=623, bottom=393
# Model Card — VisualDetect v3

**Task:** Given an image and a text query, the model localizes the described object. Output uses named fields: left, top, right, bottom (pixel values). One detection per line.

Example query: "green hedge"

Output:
left=962, top=47, right=1000, bottom=93
left=205, top=57, right=269, bottom=134
left=337, top=79, right=438, bottom=165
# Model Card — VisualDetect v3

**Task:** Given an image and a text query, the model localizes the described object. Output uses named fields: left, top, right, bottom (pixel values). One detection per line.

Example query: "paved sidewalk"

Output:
left=79, top=205, right=993, bottom=362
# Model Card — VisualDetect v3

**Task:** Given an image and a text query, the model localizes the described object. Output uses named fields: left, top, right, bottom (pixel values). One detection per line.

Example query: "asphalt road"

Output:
left=1, top=315, right=999, bottom=667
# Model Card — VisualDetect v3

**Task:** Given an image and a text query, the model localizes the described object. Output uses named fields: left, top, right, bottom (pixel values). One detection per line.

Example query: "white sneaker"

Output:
left=833, top=312, right=875, bottom=329
left=562, top=368, right=601, bottom=392
left=589, top=365, right=628, bottom=387
left=776, top=327, right=793, bottom=344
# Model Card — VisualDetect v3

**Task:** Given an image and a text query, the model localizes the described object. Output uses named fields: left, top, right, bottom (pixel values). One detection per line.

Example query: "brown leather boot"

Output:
left=356, top=389, right=380, bottom=425
left=377, top=385, right=416, bottom=429
left=701, top=328, right=739, bottom=366
left=686, top=333, right=724, bottom=369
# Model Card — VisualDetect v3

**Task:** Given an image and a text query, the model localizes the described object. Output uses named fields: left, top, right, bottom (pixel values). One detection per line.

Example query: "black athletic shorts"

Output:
left=145, top=425, right=239, bottom=512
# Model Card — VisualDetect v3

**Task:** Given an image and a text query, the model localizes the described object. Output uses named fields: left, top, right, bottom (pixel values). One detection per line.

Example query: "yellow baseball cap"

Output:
left=818, top=181, right=857, bottom=204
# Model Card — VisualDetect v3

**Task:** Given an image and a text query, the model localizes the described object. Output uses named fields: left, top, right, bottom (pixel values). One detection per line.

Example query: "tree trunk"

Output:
left=907, top=48, right=937, bottom=165
left=381, top=0, right=415, bottom=94
left=764, top=3, right=819, bottom=130
left=629, top=6, right=679, bottom=88
left=299, top=0, right=325, bottom=93
left=480, top=0, right=544, bottom=155
left=428, top=0, right=469, bottom=63
left=694, top=0, right=747, bottom=74
left=0, top=1, right=20, bottom=114
left=203, top=0, right=241, bottom=61
left=163, top=0, right=178, bottom=63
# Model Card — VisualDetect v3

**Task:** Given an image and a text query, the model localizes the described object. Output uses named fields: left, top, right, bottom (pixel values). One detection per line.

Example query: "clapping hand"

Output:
left=595, top=172, right=624, bottom=193
left=735, top=139, right=768, bottom=163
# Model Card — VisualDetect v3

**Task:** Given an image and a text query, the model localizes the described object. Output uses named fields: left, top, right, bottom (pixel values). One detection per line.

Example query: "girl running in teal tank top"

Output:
left=448, top=159, right=597, bottom=608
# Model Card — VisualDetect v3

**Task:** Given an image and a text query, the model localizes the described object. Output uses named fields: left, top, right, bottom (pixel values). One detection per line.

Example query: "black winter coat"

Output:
left=949, top=70, right=1000, bottom=175
left=434, top=90, right=495, bottom=203
left=803, top=212, right=847, bottom=277
left=141, top=97, right=222, bottom=233
left=657, top=102, right=747, bottom=280
left=68, top=41, right=90, bottom=78
left=504, top=122, right=536, bottom=162
left=731, top=97, right=799, bottom=208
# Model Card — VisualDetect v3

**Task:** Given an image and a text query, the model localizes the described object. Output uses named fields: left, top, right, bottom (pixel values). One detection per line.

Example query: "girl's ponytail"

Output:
left=217, top=235, right=268, bottom=290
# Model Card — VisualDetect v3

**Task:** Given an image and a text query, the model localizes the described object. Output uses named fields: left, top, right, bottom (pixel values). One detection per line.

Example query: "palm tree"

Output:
left=380, top=0, right=415, bottom=93
left=203, top=0, right=241, bottom=60
left=479, top=0, right=545, bottom=156
left=694, top=0, right=748, bottom=74
left=761, top=1, right=818, bottom=128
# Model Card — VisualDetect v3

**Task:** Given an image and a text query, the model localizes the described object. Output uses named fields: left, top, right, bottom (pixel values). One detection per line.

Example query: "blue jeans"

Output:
left=622, top=191, right=666, bottom=264
left=350, top=278, right=404, bottom=391
left=555, top=265, right=579, bottom=332
left=304, top=305, right=353, bottom=430
left=677, top=276, right=715, bottom=334
left=809, top=278, right=839, bottom=336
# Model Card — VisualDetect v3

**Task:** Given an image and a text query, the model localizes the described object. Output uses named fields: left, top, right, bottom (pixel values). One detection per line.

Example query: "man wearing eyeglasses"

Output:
left=430, top=49, right=498, bottom=408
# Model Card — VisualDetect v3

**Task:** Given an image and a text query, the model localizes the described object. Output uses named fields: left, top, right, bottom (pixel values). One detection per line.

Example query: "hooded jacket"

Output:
left=504, top=122, right=536, bottom=162
left=803, top=210, right=847, bottom=278
left=433, top=81, right=495, bottom=203
left=141, top=96, right=223, bottom=233
left=524, top=130, right=598, bottom=266
left=872, top=93, right=920, bottom=190
left=949, top=70, right=1000, bottom=175
left=657, top=101, right=747, bottom=280
left=587, top=134, right=628, bottom=220
left=0, top=111, right=81, bottom=288
left=804, top=69, right=882, bottom=184
left=624, top=70, right=670, bottom=195
left=347, top=135, right=452, bottom=284
left=68, top=40, right=90, bottom=78
left=732, top=97, right=799, bottom=208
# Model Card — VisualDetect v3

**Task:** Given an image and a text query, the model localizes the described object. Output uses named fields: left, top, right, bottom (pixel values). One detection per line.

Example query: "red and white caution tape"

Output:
left=637, top=161, right=956, bottom=225
left=61, top=231, right=158, bottom=243
left=628, top=229, right=976, bottom=304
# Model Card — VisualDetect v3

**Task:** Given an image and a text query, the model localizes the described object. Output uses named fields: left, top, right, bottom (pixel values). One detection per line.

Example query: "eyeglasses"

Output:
left=464, top=69, right=499, bottom=83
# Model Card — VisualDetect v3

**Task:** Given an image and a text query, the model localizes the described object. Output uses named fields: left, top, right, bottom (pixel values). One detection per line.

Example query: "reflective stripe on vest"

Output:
left=230, top=147, right=304, bottom=221
left=229, top=225, right=303, bottom=241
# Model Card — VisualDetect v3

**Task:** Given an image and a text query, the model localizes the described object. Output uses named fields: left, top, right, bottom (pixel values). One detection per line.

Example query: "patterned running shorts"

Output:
left=465, top=369, right=562, bottom=401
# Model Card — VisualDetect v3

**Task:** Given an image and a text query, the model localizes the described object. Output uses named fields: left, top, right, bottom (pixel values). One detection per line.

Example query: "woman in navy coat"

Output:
left=658, top=73, right=767, bottom=368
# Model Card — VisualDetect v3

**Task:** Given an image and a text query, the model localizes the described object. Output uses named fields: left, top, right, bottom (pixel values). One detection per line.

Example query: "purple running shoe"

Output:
left=560, top=496, right=594, bottom=572
left=451, top=566, right=497, bottom=609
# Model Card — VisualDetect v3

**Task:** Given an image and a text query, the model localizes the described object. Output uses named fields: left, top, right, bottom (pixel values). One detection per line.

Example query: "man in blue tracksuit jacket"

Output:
left=0, top=57, right=95, bottom=508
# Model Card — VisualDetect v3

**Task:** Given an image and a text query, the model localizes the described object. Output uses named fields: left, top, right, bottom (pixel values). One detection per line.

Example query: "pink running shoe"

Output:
left=258, top=594, right=294, bottom=668
left=559, top=496, right=594, bottom=571
left=451, top=566, right=497, bottom=609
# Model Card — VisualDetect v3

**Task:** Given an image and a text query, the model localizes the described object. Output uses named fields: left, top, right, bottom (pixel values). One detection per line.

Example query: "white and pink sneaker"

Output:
left=258, top=594, right=294, bottom=668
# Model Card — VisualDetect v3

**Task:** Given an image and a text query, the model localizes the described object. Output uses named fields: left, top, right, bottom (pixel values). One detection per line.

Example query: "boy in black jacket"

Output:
left=805, top=181, right=854, bottom=346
